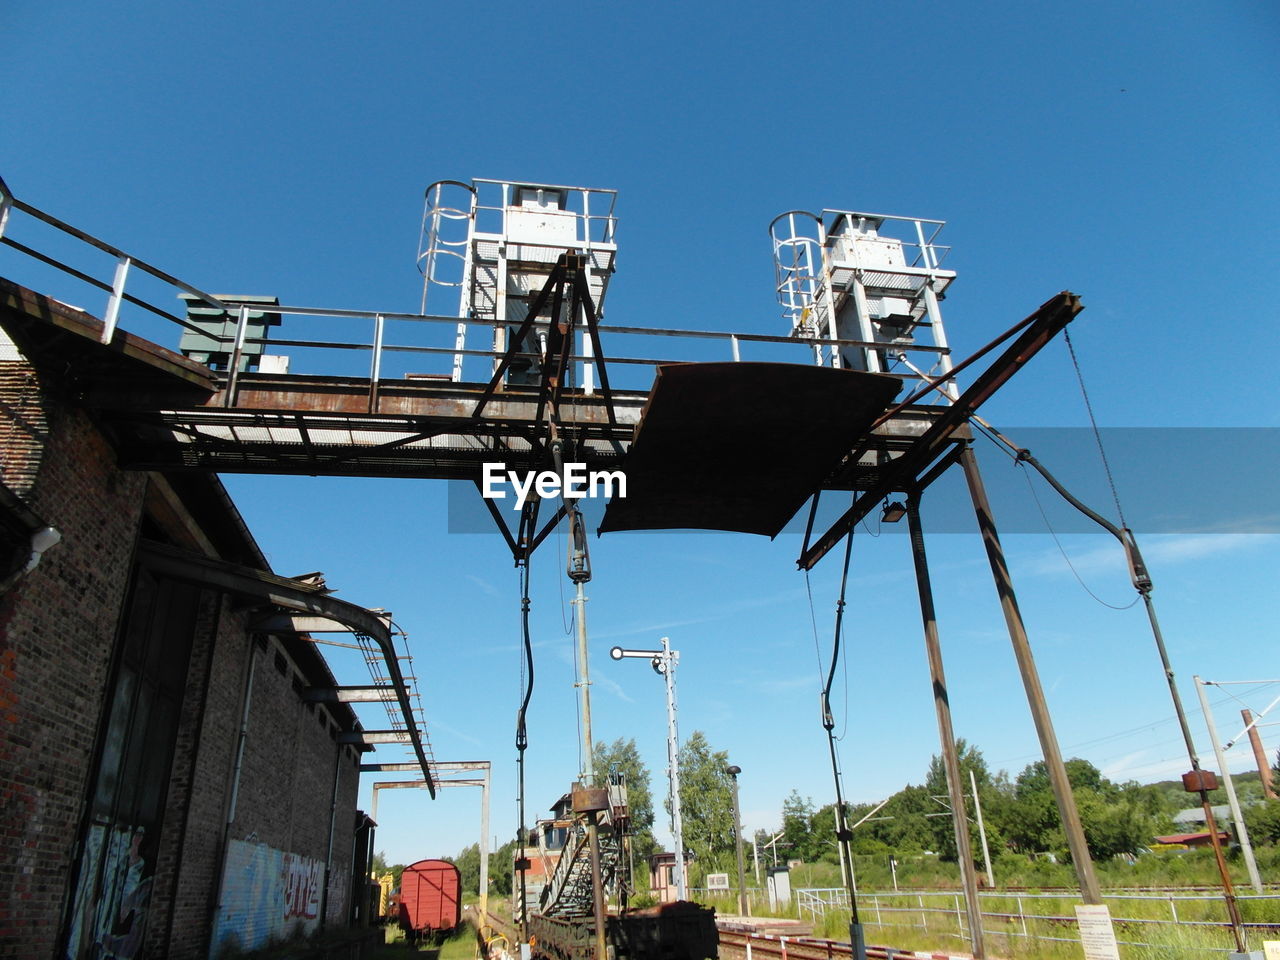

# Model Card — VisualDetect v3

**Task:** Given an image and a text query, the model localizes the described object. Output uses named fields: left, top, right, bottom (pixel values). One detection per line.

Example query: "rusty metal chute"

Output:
left=137, top=539, right=436, bottom=796
left=599, top=362, right=902, bottom=537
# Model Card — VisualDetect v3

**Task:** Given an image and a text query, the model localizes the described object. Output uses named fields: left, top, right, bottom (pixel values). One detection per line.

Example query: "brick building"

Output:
left=0, top=282, right=397, bottom=958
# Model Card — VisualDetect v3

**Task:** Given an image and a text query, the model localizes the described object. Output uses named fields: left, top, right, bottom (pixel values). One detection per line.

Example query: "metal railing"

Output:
left=796, top=886, right=1280, bottom=956
left=0, top=178, right=958, bottom=402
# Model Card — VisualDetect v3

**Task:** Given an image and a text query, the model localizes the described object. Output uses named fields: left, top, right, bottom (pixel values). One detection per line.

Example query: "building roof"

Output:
left=1172, top=805, right=1232, bottom=825
left=1155, top=831, right=1230, bottom=845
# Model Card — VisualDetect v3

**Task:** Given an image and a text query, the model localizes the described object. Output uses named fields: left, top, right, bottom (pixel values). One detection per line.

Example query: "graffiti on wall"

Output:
left=64, top=823, right=154, bottom=960
left=210, top=840, right=325, bottom=957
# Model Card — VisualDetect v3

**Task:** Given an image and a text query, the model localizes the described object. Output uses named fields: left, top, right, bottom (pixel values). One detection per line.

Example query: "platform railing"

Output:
left=0, top=180, right=957, bottom=402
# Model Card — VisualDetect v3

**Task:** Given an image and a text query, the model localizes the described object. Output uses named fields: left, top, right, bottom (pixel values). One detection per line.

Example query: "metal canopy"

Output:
left=599, top=362, right=902, bottom=537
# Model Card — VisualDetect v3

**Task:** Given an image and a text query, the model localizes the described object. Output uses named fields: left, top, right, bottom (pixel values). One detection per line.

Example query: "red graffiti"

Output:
left=281, top=856, right=322, bottom=920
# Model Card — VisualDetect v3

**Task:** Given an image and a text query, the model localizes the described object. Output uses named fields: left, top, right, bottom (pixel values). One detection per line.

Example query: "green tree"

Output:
left=595, top=737, right=659, bottom=861
left=451, top=842, right=482, bottom=895
left=923, top=739, right=996, bottom=862
left=1245, top=798, right=1280, bottom=845
left=780, top=790, right=817, bottom=862
left=675, top=731, right=737, bottom=877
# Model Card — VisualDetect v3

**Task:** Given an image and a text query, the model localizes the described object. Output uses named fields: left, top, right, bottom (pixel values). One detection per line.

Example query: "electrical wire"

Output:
left=1064, top=328, right=1128, bottom=530
left=804, top=570, right=825, bottom=684
left=1017, top=460, right=1138, bottom=610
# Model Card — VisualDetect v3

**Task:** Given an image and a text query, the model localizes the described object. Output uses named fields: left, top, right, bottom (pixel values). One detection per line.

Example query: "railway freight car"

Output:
left=399, top=859, right=463, bottom=942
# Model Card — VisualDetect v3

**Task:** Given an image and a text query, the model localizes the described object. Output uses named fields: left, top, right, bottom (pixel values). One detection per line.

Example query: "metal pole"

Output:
left=958, top=445, right=1102, bottom=904
left=479, top=765, right=491, bottom=931
left=970, top=769, right=995, bottom=888
left=729, top=766, right=749, bottom=916
left=575, top=577, right=594, bottom=784
left=906, top=495, right=985, bottom=958
left=101, top=254, right=131, bottom=344
left=1005, top=443, right=1248, bottom=949
left=567, top=509, right=607, bottom=960
left=1196, top=678, right=1263, bottom=893
left=661, top=637, right=688, bottom=900
left=1243, top=709, right=1276, bottom=799
left=1137, top=596, right=1245, bottom=950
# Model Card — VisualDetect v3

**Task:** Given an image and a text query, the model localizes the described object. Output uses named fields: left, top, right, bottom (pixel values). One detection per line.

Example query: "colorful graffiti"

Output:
left=64, top=823, right=154, bottom=960
left=210, top=840, right=325, bottom=957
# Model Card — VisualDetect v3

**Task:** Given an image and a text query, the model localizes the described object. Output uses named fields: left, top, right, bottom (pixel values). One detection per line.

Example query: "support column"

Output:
left=906, top=495, right=985, bottom=958
left=959, top=445, right=1102, bottom=904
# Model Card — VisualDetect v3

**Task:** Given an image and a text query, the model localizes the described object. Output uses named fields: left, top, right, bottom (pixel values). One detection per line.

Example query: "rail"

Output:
left=0, top=178, right=958, bottom=401
left=796, top=886, right=1280, bottom=956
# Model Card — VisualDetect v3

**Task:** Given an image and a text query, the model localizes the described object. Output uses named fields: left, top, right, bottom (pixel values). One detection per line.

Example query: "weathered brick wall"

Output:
left=1, top=353, right=367, bottom=960
left=0, top=361, right=147, bottom=960
left=144, top=591, right=244, bottom=959
left=228, top=636, right=362, bottom=918
left=0, top=362, right=46, bottom=497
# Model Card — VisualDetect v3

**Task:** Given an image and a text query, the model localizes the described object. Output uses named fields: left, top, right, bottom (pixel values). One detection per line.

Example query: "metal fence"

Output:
left=796, top=887, right=1280, bottom=956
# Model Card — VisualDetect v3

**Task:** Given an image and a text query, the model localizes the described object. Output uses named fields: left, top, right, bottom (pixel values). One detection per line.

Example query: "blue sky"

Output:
left=4, top=1, right=1279, bottom=865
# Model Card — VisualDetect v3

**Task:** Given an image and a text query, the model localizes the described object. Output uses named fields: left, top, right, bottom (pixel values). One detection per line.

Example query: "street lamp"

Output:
left=727, top=764, right=748, bottom=917
left=610, top=637, right=686, bottom=900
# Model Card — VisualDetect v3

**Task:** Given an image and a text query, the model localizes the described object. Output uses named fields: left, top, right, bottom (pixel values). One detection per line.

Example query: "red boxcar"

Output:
left=399, top=859, right=462, bottom=941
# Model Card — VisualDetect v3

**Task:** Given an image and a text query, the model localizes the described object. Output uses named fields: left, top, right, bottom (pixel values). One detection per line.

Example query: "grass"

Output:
left=686, top=849, right=1280, bottom=958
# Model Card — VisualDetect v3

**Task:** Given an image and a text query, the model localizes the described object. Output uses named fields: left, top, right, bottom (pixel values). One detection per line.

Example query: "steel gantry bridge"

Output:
left=3, top=174, right=1142, bottom=960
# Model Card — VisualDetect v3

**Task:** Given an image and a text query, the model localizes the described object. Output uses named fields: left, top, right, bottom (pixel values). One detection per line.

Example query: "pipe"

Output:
left=319, top=740, right=344, bottom=927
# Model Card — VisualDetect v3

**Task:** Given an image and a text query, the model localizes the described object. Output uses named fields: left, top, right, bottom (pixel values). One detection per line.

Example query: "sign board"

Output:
left=1074, top=904, right=1121, bottom=960
left=706, top=873, right=730, bottom=890
left=1262, top=941, right=1280, bottom=960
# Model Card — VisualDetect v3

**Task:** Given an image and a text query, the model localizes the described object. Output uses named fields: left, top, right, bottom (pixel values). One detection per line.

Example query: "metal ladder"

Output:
left=538, top=821, right=623, bottom=919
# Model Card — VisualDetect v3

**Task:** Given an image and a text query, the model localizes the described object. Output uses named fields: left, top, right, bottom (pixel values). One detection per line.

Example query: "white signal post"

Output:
left=610, top=637, right=686, bottom=900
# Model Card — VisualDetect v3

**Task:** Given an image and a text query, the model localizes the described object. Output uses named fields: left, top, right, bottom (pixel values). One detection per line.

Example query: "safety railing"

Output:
left=797, top=886, right=1280, bottom=956
left=0, top=179, right=957, bottom=401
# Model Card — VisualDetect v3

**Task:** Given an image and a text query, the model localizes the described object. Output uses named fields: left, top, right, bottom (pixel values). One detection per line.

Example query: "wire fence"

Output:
left=796, top=886, right=1280, bottom=956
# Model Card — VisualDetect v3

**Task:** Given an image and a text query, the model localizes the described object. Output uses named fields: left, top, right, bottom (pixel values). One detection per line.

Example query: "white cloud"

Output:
left=1024, top=533, right=1279, bottom=582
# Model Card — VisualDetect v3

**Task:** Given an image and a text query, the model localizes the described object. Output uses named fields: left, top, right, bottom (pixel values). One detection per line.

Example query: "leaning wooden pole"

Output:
left=906, top=494, right=986, bottom=957
left=958, top=445, right=1102, bottom=904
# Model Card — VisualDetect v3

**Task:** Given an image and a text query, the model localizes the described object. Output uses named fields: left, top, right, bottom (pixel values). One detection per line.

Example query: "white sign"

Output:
left=1074, top=904, right=1121, bottom=960
left=1262, top=941, right=1280, bottom=960
left=706, top=873, right=730, bottom=890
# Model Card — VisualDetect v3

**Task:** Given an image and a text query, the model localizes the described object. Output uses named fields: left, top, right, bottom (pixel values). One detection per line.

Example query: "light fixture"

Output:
left=881, top=500, right=907, bottom=523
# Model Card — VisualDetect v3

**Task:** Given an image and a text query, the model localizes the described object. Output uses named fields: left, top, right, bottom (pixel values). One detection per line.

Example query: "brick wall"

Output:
left=0, top=351, right=367, bottom=959
left=0, top=361, right=147, bottom=960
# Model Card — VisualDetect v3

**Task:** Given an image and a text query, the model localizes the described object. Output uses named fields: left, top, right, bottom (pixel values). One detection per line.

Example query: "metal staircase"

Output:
left=538, top=820, right=623, bottom=919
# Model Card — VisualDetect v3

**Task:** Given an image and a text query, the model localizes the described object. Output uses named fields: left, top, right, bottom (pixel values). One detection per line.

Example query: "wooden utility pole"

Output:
left=959, top=446, right=1102, bottom=904
left=906, top=495, right=985, bottom=958
left=1243, top=709, right=1276, bottom=799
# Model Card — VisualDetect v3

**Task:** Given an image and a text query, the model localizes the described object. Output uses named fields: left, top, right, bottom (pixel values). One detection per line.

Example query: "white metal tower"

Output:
left=418, top=179, right=618, bottom=385
left=769, top=209, right=958, bottom=401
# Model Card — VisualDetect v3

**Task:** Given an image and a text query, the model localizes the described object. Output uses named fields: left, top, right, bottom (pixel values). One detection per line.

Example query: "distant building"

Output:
left=648, top=851, right=692, bottom=903
left=1153, top=830, right=1231, bottom=849
left=1171, top=804, right=1233, bottom=827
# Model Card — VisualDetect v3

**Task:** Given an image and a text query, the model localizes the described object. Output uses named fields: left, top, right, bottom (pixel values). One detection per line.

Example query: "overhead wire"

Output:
left=1064, top=327, right=1128, bottom=530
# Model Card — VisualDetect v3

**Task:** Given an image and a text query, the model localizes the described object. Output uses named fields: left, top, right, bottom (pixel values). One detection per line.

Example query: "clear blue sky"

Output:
left=4, top=1, right=1279, bottom=866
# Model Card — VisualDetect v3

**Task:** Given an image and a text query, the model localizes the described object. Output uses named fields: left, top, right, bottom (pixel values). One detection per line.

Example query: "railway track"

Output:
left=478, top=906, right=973, bottom=960
left=718, top=929, right=974, bottom=960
